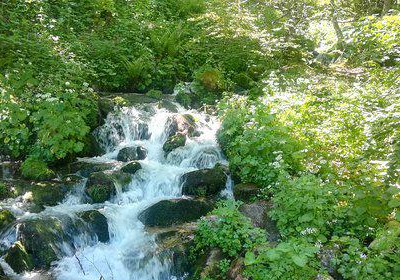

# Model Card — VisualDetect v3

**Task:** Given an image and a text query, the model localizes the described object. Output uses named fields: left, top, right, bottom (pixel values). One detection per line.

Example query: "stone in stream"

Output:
left=120, top=161, right=142, bottom=175
left=4, top=241, right=34, bottom=273
left=79, top=210, right=109, bottom=243
left=4, top=217, right=74, bottom=272
left=165, top=114, right=199, bottom=138
left=239, top=200, right=281, bottom=243
left=117, top=146, right=147, bottom=162
left=138, top=198, right=214, bottom=227
left=180, top=165, right=227, bottom=197
left=65, top=161, right=117, bottom=177
left=85, top=171, right=131, bottom=203
left=163, top=133, right=186, bottom=154
left=233, top=183, right=261, bottom=202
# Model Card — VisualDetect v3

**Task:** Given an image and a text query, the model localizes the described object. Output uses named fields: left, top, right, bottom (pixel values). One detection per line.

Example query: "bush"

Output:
left=146, top=89, right=163, bottom=100
left=270, top=174, right=346, bottom=241
left=244, top=237, right=320, bottom=280
left=193, top=200, right=265, bottom=258
left=21, top=157, right=55, bottom=181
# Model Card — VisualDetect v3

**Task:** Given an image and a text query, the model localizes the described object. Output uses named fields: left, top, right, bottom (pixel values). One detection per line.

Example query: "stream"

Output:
left=0, top=102, right=231, bottom=280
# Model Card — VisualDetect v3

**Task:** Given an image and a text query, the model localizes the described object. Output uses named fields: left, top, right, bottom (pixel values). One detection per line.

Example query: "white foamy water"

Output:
left=2, top=103, right=229, bottom=280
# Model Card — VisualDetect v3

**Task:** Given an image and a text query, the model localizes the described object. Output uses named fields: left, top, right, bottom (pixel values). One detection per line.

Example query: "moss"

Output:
left=79, top=210, right=109, bottom=243
left=4, top=242, right=33, bottom=273
left=0, top=209, right=15, bottom=232
left=121, top=161, right=142, bottom=175
left=233, top=183, right=260, bottom=202
left=30, top=182, right=73, bottom=209
left=138, top=199, right=214, bottom=227
left=146, top=89, right=163, bottom=100
left=85, top=171, right=131, bottom=203
left=0, top=183, right=10, bottom=200
left=20, top=158, right=55, bottom=181
left=163, top=134, right=186, bottom=154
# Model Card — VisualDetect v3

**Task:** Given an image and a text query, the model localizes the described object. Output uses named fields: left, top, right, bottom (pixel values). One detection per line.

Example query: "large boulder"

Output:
left=79, top=210, right=109, bottom=243
left=239, top=200, right=280, bottom=243
left=121, top=161, right=142, bottom=175
left=117, top=146, right=147, bottom=162
left=163, top=133, right=186, bottom=154
left=233, top=183, right=260, bottom=202
left=180, top=166, right=227, bottom=197
left=85, top=171, right=131, bottom=203
left=4, top=241, right=33, bottom=273
left=138, top=199, right=214, bottom=227
left=4, top=216, right=76, bottom=272
left=165, top=114, right=199, bottom=138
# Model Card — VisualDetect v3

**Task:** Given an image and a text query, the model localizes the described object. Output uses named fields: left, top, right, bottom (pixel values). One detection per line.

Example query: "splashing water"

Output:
left=6, top=103, right=229, bottom=280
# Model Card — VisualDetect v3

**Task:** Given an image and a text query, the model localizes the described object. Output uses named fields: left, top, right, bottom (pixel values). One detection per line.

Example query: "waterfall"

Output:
left=5, top=103, right=228, bottom=280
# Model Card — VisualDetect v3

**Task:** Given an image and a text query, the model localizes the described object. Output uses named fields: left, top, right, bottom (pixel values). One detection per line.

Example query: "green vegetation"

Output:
left=1, top=0, right=400, bottom=279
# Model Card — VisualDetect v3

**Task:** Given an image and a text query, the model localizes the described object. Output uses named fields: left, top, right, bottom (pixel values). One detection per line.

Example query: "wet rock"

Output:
left=79, top=210, right=109, bottom=243
left=67, top=161, right=116, bottom=177
left=200, top=249, right=223, bottom=278
left=121, top=161, right=142, bottom=175
left=4, top=241, right=33, bottom=273
left=233, top=183, right=260, bottom=202
left=98, top=97, right=115, bottom=121
left=165, top=114, right=198, bottom=138
left=138, top=123, right=151, bottom=140
left=317, top=244, right=342, bottom=280
left=85, top=171, right=131, bottom=203
left=158, top=100, right=178, bottom=113
left=29, top=181, right=74, bottom=209
left=0, top=210, right=15, bottom=233
left=163, top=133, right=186, bottom=154
left=239, top=200, right=280, bottom=243
left=180, top=165, right=227, bottom=197
left=117, top=146, right=147, bottom=162
left=80, top=134, right=105, bottom=158
left=138, top=198, right=214, bottom=227
left=4, top=216, right=78, bottom=272
left=227, top=258, right=248, bottom=280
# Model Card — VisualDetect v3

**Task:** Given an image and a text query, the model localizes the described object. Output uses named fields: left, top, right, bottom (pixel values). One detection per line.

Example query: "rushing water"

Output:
left=1, top=102, right=230, bottom=280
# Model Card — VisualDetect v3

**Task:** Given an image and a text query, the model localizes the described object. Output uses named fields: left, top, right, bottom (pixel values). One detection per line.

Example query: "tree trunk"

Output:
left=381, top=0, right=393, bottom=16
left=330, top=1, right=344, bottom=50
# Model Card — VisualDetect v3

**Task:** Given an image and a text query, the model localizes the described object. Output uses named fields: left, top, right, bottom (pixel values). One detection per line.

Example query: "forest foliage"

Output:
left=1, top=0, right=400, bottom=279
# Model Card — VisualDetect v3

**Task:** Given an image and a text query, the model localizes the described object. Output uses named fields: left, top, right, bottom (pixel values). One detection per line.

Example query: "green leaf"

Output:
left=388, top=199, right=400, bottom=208
left=244, top=251, right=256, bottom=266
left=292, top=255, right=307, bottom=267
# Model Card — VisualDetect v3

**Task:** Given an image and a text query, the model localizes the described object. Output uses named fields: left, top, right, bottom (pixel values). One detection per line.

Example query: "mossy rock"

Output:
left=29, top=181, right=74, bottom=209
left=233, top=183, right=260, bottom=202
left=20, top=158, right=55, bottom=181
left=158, top=100, right=178, bottom=113
left=85, top=171, right=131, bottom=203
left=180, top=165, right=227, bottom=197
left=66, top=161, right=116, bottom=177
left=121, top=161, right=142, bottom=175
left=163, top=134, right=186, bottom=154
left=79, top=134, right=105, bottom=158
left=4, top=241, right=33, bottom=273
left=0, top=210, right=15, bottom=233
left=79, top=210, right=109, bottom=243
left=138, top=198, right=214, bottom=227
left=117, top=146, right=147, bottom=162
left=0, top=182, right=12, bottom=200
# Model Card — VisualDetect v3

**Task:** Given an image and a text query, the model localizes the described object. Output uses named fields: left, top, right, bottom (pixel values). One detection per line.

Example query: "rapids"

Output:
left=1, top=102, right=230, bottom=280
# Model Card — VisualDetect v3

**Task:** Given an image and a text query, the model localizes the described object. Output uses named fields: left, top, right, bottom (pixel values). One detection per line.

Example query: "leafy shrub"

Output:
left=21, top=157, right=55, bottom=181
left=146, top=89, right=163, bottom=100
left=218, top=95, right=304, bottom=186
left=346, top=15, right=400, bottom=66
left=270, top=174, right=346, bottom=241
left=244, top=237, right=320, bottom=280
left=193, top=200, right=265, bottom=258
